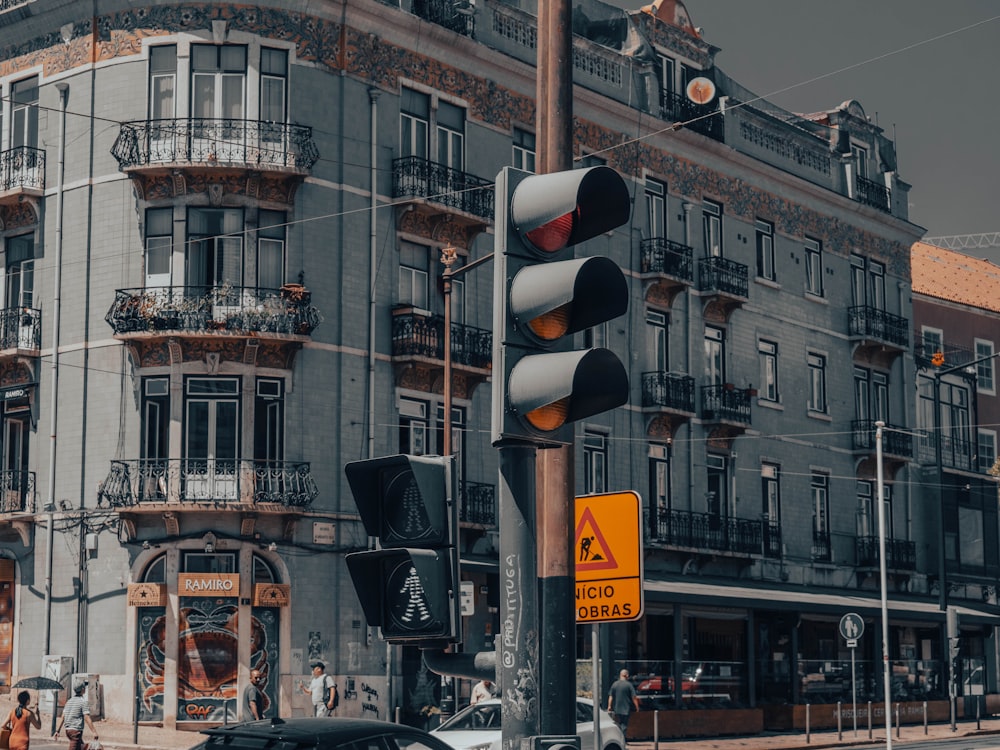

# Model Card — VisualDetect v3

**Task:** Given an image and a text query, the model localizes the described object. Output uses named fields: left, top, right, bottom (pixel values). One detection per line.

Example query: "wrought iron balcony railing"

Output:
left=111, top=119, right=319, bottom=172
left=460, top=480, right=496, bottom=526
left=848, top=305, right=909, bottom=348
left=413, top=0, right=475, bottom=36
left=855, top=175, right=891, bottom=213
left=99, top=458, right=318, bottom=509
left=0, top=146, right=44, bottom=193
left=812, top=528, right=831, bottom=561
left=701, top=384, right=752, bottom=424
left=0, top=470, right=35, bottom=514
left=697, top=256, right=748, bottom=299
left=917, top=433, right=974, bottom=471
left=105, top=286, right=321, bottom=337
left=660, top=90, right=725, bottom=142
left=650, top=508, right=765, bottom=556
left=913, top=335, right=975, bottom=370
left=0, top=307, right=40, bottom=351
left=392, top=156, right=494, bottom=219
left=392, top=310, right=492, bottom=370
left=639, top=238, right=694, bottom=283
left=641, top=372, right=695, bottom=413
left=852, top=420, right=913, bottom=458
left=763, top=520, right=782, bottom=559
left=856, top=535, right=916, bottom=570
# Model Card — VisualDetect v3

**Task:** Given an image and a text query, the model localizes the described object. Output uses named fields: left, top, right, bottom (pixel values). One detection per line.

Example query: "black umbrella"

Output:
left=12, top=676, right=64, bottom=691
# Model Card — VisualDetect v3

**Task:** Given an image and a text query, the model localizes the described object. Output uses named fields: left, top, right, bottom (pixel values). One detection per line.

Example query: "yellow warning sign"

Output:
left=575, top=491, right=643, bottom=623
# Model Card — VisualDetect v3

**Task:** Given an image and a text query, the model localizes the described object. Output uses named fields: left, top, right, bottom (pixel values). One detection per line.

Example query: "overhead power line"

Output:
left=923, top=233, right=1000, bottom=250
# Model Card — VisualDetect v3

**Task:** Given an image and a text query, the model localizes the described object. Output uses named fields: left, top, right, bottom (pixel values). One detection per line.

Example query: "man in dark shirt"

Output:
left=607, top=669, right=638, bottom=736
left=243, top=669, right=265, bottom=721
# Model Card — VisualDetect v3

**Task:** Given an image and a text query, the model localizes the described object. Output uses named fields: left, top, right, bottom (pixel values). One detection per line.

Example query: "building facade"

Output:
left=0, top=0, right=989, bottom=737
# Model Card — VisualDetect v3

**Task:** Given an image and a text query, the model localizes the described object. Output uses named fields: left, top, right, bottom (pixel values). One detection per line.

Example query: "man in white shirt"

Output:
left=301, top=661, right=336, bottom=716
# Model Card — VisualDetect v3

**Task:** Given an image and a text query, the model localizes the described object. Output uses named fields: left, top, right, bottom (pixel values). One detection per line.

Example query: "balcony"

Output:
left=660, top=90, right=724, bottom=143
left=856, top=535, right=916, bottom=571
left=701, top=384, right=752, bottom=428
left=917, top=433, right=974, bottom=471
left=697, top=256, right=748, bottom=311
left=913, top=335, right=974, bottom=370
left=105, top=286, right=321, bottom=340
left=812, top=529, right=831, bottom=562
left=649, top=508, right=767, bottom=559
left=0, top=470, right=35, bottom=514
left=848, top=305, right=909, bottom=361
left=98, top=458, right=318, bottom=511
left=413, top=0, right=475, bottom=36
left=855, top=175, right=891, bottom=213
left=391, top=308, right=492, bottom=393
left=0, top=146, right=44, bottom=204
left=0, top=307, right=41, bottom=355
left=639, top=238, right=693, bottom=302
left=852, top=420, right=913, bottom=461
left=460, top=480, right=496, bottom=526
left=641, top=372, right=695, bottom=414
left=392, top=156, right=494, bottom=227
left=111, top=119, right=319, bottom=176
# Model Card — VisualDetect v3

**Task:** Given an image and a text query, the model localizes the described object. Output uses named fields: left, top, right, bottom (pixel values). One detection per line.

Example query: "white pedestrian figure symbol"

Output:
left=845, top=616, right=858, bottom=638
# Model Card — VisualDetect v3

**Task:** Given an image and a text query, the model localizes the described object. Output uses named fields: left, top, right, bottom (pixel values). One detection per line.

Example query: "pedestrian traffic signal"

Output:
left=344, top=454, right=461, bottom=647
left=492, top=166, right=631, bottom=446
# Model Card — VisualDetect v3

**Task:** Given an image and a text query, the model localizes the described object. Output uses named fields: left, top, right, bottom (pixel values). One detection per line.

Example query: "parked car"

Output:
left=188, top=717, right=460, bottom=750
left=432, top=698, right=625, bottom=750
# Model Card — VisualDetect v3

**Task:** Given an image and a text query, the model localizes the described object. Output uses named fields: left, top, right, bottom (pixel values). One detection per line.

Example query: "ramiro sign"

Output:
left=178, top=573, right=240, bottom=596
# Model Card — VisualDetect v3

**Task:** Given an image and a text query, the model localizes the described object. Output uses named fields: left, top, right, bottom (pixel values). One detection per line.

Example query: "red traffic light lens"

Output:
left=524, top=209, right=577, bottom=253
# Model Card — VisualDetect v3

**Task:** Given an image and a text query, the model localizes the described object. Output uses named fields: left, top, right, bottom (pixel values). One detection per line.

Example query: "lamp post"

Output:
left=875, top=421, right=892, bottom=750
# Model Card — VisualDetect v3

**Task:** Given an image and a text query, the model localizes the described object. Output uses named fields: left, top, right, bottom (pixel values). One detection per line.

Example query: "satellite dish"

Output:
left=686, top=77, right=716, bottom=105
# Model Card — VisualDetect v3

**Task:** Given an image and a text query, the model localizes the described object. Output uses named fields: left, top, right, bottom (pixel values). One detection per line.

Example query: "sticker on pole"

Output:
left=575, top=491, right=643, bottom=623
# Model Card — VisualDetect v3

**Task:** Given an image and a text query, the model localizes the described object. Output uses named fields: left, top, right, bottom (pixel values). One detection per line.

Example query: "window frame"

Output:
left=583, top=431, right=608, bottom=495
left=758, top=339, right=778, bottom=402
left=807, top=352, right=827, bottom=414
left=975, top=339, right=995, bottom=394
left=804, top=237, right=823, bottom=297
left=702, top=199, right=722, bottom=257
left=755, top=219, right=774, bottom=281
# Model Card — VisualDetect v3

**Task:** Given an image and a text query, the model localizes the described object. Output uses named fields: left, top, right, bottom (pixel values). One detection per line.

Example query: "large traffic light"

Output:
left=492, top=166, right=631, bottom=446
left=345, top=454, right=461, bottom=648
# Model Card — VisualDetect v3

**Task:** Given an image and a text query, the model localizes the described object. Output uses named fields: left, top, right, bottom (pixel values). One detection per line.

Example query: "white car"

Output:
left=432, top=697, right=625, bottom=750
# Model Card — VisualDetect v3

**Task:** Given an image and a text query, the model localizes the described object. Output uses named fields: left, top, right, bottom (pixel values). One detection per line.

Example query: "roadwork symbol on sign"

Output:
left=575, top=491, right=643, bottom=623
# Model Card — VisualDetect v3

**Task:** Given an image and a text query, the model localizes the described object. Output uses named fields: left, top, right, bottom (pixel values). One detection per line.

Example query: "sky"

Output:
left=612, top=1, right=1000, bottom=245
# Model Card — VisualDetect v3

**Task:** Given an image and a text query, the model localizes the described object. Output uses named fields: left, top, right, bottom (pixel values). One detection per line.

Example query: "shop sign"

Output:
left=253, top=583, right=290, bottom=607
left=179, top=572, right=239, bottom=596
left=127, top=582, right=167, bottom=606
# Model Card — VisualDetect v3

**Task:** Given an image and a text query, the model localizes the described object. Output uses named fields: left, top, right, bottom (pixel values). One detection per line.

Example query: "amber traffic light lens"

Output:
left=524, top=397, right=570, bottom=432
left=527, top=305, right=571, bottom=341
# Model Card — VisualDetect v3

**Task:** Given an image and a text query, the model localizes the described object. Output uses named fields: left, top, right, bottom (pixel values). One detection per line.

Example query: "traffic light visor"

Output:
left=511, top=166, right=630, bottom=256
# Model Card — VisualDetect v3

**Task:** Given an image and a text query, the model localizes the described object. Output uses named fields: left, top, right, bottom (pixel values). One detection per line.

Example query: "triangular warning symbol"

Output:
left=575, top=507, right=618, bottom=571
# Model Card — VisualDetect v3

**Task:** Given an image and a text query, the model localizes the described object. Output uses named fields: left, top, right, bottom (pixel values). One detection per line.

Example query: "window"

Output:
left=920, top=327, right=943, bottom=360
left=808, top=353, right=827, bottom=413
left=658, top=54, right=675, bottom=95
left=811, top=472, right=830, bottom=560
left=975, top=340, right=995, bottom=393
left=5, top=235, right=34, bottom=309
left=804, top=237, right=823, bottom=296
left=647, top=310, right=667, bottom=373
left=978, top=429, right=997, bottom=474
left=761, top=463, right=780, bottom=523
left=649, top=443, right=670, bottom=514
left=435, top=404, right=465, bottom=465
left=254, top=378, right=284, bottom=463
left=184, top=377, right=240, bottom=501
left=144, top=208, right=172, bottom=288
left=706, top=453, right=726, bottom=518
left=191, top=45, right=246, bottom=119
left=398, top=242, right=430, bottom=310
left=513, top=128, right=535, bottom=173
left=260, top=48, right=287, bottom=126
left=148, top=46, right=176, bottom=121
left=758, top=340, right=778, bottom=402
left=851, top=144, right=869, bottom=180
left=857, top=480, right=892, bottom=538
left=645, top=179, right=666, bottom=239
left=702, top=200, right=722, bottom=257
left=401, top=88, right=429, bottom=159
left=436, top=101, right=465, bottom=171
left=584, top=322, right=607, bottom=349
left=868, top=259, right=885, bottom=310
left=257, top=210, right=286, bottom=290
left=755, top=219, right=774, bottom=281
left=853, top=367, right=869, bottom=421
left=399, top=397, right=428, bottom=455
left=583, top=431, right=607, bottom=494
left=187, top=208, right=244, bottom=290
left=142, top=378, right=170, bottom=461
left=704, top=326, right=724, bottom=385
left=11, top=76, right=38, bottom=150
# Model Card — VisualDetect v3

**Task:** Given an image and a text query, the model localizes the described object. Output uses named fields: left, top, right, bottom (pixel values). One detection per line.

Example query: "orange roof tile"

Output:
left=911, top=241, right=1000, bottom=314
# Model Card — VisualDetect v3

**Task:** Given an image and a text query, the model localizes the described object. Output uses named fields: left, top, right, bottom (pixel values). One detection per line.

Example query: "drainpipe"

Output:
left=368, top=88, right=380, bottom=461
left=682, top=202, right=694, bottom=509
left=43, top=82, right=69, bottom=657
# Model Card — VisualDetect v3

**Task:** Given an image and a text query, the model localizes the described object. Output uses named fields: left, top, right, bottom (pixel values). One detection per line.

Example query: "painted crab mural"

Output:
left=140, top=602, right=271, bottom=721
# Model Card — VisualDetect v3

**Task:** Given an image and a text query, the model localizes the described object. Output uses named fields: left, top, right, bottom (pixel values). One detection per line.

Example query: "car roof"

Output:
left=198, top=717, right=445, bottom=746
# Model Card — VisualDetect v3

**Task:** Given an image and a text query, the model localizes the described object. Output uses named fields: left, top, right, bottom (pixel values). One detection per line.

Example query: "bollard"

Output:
left=837, top=701, right=842, bottom=741
left=654, top=709, right=659, bottom=750
left=395, top=706, right=401, bottom=724
left=806, top=703, right=810, bottom=744
left=924, top=700, right=928, bottom=735
left=978, top=696, right=982, bottom=730
left=895, top=703, right=900, bottom=739
left=868, top=701, right=872, bottom=740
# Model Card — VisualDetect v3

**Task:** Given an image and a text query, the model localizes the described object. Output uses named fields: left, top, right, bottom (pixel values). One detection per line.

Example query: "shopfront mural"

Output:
left=138, top=605, right=167, bottom=721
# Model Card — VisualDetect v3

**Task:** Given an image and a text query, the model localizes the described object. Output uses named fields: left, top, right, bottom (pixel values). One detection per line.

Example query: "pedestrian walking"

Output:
left=301, top=661, right=337, bottom=716
left=243, top=669, right=265, bottom=721
left=470, top=679, right=496, bottom=705
left=52, top=682, right=99, bottom=750
left=607, top=669, right=638, bottom=737
left=4, top=690, right=41, bottom=750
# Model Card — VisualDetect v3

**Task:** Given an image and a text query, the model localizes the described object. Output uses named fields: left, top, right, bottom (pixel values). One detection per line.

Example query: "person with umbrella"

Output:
left=3, top=691, right=41, bottom=750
